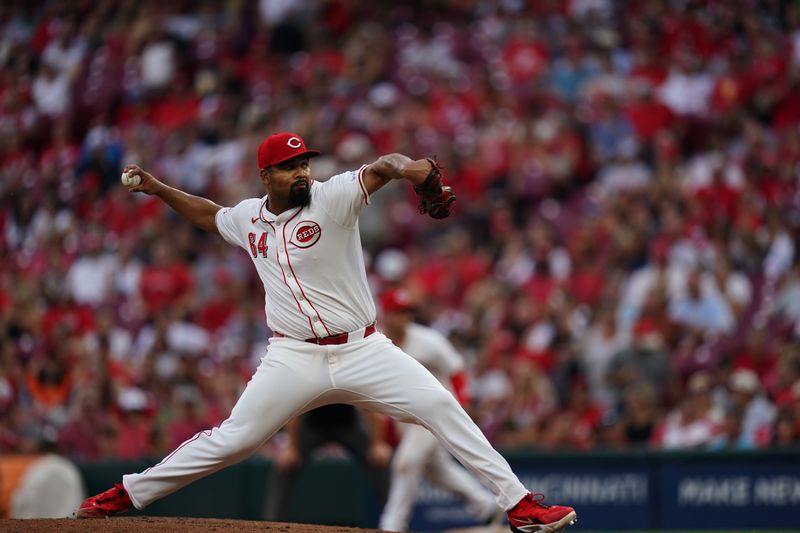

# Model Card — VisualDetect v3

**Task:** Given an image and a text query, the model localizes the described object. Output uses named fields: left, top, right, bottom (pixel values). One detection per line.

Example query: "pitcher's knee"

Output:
left=212, top=422, right=264, bottom=458
left=407, top=388, right=460, bottom=423
left=232, top=433, right=265, bottom=457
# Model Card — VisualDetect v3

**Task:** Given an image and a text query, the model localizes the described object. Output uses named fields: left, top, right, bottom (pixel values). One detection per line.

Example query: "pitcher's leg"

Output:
left=339, top=335, right=528, bottom=510
left=379, top=423, right=438, bottom=532
left=123, top=350, right=328, bottom=509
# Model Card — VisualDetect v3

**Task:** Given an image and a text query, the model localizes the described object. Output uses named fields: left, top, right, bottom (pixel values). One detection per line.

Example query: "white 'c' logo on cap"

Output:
left=287, top=137, right=302, bottom=148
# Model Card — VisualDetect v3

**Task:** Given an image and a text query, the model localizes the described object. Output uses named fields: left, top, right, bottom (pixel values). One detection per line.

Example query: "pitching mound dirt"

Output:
left=0, top=517, right=382, bottom=533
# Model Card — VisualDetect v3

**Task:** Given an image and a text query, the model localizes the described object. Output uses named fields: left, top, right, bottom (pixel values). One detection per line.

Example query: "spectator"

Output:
left=731, top=330, right=778, bottom=386
left=57, top=390, right=112, bottom=460
left=41, top=19, right=86, bottom=79
left=659, top=372, right=721, bottom=449
left=595, top=409, right=628, bottom=450
left=705, top=257, right=751, bottom=320
left=138, top=239, right=195, bottom=319
left=160, top=386, right=208, bottom=452
left=588, top=96, right=635, bottom=167
left=113, top=387, right=155, bottom=460
left=193, top=267, right=238, bottom=333
left=607, top=321, right=673, bottom=402
left=594, top=138, right=652, bottom=198
left=669, top=269, right=735, bottom=335
left=139, top=28, right=177, bottom=94
left=621, top=382, right=660, bottom=448
left=31, top=62, right=71, bottom=118
left=549, top=38, right=597, bottom=104
left=770, top=407, right=799, bottom=448
left=657, top=45, right=715, bottom=117
left=112, top=237, right=144, bottom=302
left=728, top=369, right=776, bottom=448
left=66, top=230, right=117, bottom=307
left=580, top=304, right=629, bottom=407
left=25, top=353, right=71, bottom=415
left=773, top=261, right=800, bottom=327
left=76, top=124, right=125, bottom=192
left=708, top=406, right=754, bottom=451
left=617, top=240, right=685, bottom=333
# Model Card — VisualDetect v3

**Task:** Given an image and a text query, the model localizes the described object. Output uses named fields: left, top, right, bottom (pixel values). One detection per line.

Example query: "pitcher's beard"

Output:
left=288, top=184, right=311, bottom=208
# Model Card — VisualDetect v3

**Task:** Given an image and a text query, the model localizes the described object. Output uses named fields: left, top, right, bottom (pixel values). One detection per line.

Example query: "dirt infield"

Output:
left=0, top=517, right=383, bottom=533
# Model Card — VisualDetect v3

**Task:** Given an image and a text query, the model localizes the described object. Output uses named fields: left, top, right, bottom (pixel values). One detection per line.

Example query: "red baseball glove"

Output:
left=411, top=158, right=456, bottom=219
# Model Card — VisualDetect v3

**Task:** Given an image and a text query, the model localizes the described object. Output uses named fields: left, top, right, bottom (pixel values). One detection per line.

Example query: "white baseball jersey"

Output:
left=400, top=323, right=464, bottom=386
left=215, top=166, right=375, bottom=339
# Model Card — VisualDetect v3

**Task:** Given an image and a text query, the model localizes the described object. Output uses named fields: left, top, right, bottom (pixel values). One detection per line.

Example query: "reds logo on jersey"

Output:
left=291, top=220, right=322, bottom=248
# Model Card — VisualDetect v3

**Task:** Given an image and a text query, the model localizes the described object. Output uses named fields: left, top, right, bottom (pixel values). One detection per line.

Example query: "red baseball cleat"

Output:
left=75, top=483, right=132, bottom=518
left=507, top=493, right=577, bottom=532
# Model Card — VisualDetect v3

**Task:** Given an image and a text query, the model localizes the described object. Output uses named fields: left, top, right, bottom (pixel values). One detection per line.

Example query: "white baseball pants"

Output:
left=379, top=422, right=497, bottom=531
left=123, top=333, right=528, bottom=511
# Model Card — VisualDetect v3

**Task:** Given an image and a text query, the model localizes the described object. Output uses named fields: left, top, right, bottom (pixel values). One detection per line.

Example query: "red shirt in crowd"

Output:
left=139, top=262, right=194, bottom=315
left=40, top=303, right=96, bottom=342
left=625, top=98, right=673, bottom=141
left=115, top=413, right=154, bottom=459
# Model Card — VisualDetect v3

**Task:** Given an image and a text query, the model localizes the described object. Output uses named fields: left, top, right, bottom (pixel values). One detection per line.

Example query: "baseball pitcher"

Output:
left=76, top=132, right=577, bottom=533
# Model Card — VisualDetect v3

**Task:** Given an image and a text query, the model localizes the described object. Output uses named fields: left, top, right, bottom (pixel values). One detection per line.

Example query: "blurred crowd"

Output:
left=2, top=0, right=800, bottom=462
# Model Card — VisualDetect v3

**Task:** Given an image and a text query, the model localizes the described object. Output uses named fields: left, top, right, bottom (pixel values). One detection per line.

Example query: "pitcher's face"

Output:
left=261, top=156, right=312, bottom=208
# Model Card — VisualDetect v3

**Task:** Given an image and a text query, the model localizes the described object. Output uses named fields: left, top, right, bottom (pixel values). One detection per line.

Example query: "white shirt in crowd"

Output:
left=67, top=253, right=118, bottom=306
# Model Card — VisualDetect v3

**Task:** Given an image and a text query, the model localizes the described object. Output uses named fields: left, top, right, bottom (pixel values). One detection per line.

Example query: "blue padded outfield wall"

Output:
left=409, top=451, right=800, bottom=531
left=77, top=450, right=800, bottom=531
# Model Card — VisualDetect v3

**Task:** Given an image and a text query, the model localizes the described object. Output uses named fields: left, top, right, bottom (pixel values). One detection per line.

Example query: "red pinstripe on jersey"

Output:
left=274, top=209, right=317, bottom=335
left=281, top=208, right=331, bottom=336
left=357, top=164, right=369, bottom=205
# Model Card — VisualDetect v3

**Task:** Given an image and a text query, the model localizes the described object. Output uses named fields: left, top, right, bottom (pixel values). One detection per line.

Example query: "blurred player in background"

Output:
left=265, top=404, right=391, bottom=523
left=378, top=288, right=500, bottom=532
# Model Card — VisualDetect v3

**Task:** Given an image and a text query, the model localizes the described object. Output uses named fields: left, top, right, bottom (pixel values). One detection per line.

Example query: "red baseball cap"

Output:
left=380, top=288, right=414, bottom=313
left=257, top=132, right=321, bottom=169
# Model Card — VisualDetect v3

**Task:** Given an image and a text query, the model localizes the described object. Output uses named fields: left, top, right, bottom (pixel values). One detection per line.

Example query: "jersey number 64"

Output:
left=248, top=232, right=268, bottom=258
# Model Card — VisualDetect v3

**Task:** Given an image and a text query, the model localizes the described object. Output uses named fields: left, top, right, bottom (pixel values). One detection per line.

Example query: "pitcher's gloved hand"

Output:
left=409, top=158, right=456, bottom=219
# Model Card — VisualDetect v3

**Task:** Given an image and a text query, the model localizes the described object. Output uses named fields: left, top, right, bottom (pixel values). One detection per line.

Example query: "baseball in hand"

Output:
left=121, top=170, right=141, bottom=187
